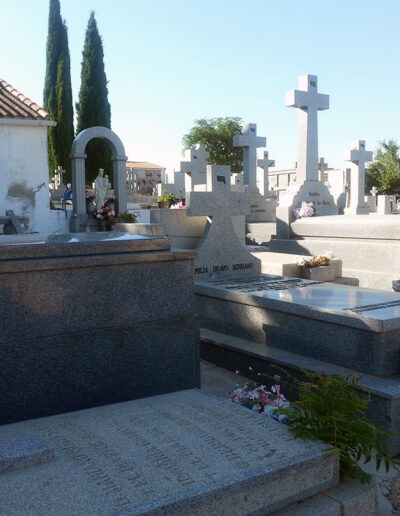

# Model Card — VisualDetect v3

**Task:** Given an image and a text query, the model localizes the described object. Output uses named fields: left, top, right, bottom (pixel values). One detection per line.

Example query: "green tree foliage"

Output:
left=43, top=0, right=74, bottom=183
left=76, top=12, right=112, bottom=184
left=366, top=140, right=400, bottom=195
left=182, top=117, right=243, bottom=174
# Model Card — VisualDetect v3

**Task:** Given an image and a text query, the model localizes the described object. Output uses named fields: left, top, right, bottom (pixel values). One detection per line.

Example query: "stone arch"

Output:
left=70, top=126, right=127, bottom=232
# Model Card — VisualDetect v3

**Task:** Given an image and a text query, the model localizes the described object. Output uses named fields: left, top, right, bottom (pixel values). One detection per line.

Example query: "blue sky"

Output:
left=2, top=0, right=400, bottom=176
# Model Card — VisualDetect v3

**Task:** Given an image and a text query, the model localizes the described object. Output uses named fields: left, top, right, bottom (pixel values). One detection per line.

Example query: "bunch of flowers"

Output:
left=230, top=374, right=289, bottom=422
left=170, top=201, right=186, bottom=209
left=292, top=201, right=315, bottom=219
left=93, top=205, right=115, bottom=222
left=296, top=252, right=333, bottom=269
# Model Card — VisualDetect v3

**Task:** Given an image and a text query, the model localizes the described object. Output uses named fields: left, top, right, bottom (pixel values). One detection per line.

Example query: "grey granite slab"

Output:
left=0, top=232, right=171, bottom=260
left=195, top=274, right=400, bottom=332
left=0, top=389, right=338, bottom=516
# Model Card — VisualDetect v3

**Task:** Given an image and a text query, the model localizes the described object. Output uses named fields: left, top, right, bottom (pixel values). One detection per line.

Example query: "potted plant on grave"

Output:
left=158, top=189, right=178, bottom=208
left=113, top=212, right=139, bottom=232
left=297, top=253, right=335, bottom=281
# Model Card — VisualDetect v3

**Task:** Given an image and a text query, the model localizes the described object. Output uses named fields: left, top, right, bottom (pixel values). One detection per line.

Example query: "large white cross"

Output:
left=257, top=151, right=275, bottom=196
left=286, top=74, right=329, bottom=184
left=344, top=140, right=373, bottom=212
left=180, top=144, right=209, bottom=192
left=233, top=123, right=266, bottom=189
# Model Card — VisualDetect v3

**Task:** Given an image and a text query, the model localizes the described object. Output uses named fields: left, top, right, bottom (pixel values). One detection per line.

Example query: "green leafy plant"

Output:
left=275, top=370, right=400, bottom=483
left=158, top=189, right=178, bottom=205
left=117, top=212, right=137, bottom=223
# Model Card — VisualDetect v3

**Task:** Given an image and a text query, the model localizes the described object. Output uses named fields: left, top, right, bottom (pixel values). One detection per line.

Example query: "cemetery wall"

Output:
left=0, top=121, right=61, bottom=234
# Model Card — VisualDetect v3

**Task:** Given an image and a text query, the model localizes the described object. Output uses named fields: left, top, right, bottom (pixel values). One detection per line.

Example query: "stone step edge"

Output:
left=199, top=328, right=400, bottom=401
left=271, top=478, right=377, bottom=515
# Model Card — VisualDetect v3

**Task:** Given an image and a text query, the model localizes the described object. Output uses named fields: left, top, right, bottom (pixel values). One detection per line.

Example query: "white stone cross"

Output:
left=344, top=140, right=373, bottom=214
left=257, top=151, right=275, bottom=196
left=233, top=123, right=266, bottom=189
left=53, top=165, right=66, bottom=189
left=186, top=165, right=259, bottom=277
left=180, top=144, right=209, bottom=192
left=286, top=74, right=329, bottom=184
left=370, top=186, right=378, bottom=196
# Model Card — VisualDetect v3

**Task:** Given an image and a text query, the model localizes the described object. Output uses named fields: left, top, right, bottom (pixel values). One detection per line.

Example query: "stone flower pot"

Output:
left=301, top=265, right=335, bottom=282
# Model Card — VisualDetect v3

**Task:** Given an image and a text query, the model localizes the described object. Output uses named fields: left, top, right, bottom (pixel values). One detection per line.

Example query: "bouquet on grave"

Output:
left=296, top=252, right=333, bottom=269
left=292, top=201, right=315, bottom=219
left=93, top=205, right=115, bottom=222
left=229, top=374, right=289, bottom=422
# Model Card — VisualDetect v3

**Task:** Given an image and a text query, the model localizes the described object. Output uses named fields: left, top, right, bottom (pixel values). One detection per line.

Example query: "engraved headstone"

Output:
left=344, top=140, right=373, bottom=215
left=187, top=165, right=261, bottom=277
left=0, top=390, right=337, bottom=516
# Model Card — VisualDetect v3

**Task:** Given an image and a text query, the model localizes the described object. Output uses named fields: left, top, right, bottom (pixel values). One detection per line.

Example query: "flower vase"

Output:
left=301, top=266, right=335, bottom=282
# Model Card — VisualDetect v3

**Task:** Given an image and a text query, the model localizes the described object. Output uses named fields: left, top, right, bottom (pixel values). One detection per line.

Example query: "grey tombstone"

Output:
left=344, top=140, right=373, bottom=215
left=318, top=157, right=328, bottom=182
left=187, top=165, right=261, bottom=278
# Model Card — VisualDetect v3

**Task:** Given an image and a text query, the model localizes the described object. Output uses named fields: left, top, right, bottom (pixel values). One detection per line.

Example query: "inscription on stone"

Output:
left=208, top=275, right=322, bottom=292
left=0, top=390, right=324, bottom=516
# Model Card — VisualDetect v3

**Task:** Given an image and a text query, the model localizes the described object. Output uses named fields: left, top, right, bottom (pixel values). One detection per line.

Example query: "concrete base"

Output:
left=246, top=222, right=276, bottom=245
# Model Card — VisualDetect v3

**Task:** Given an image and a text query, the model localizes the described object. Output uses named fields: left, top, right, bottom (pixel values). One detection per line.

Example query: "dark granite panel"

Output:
left=0, top=259, right=195, bottom=343
left=197, top=295, right=400, bottom=376
left=0, top=316, right=199, bottom=425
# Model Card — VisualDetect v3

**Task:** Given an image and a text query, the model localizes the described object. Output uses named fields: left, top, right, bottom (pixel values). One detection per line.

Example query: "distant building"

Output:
left=126, top=161, right=166, bottom=194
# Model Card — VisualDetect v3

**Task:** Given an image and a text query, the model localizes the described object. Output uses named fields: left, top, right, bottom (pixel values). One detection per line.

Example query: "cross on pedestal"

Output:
left=318, top=157, right=328, bottom=182
left=53, top=166, right=66, bottom=189
left=286, top=74, right=329, bottom=184
left=187, top=165, right=260, bottom=277
left=370, top=186, right=378, bottom=196
left=257, top=151, right=275, bottom=196
left=233, top=123, right=266, bottom=189
left=344, top=140, right=373, bottom=214
left=180, top=144, right=209, bottom=192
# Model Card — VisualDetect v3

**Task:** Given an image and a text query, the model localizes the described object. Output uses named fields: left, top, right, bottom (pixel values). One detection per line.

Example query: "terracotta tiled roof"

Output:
left=0, top=78, right=51, bottom=120
left=126, top=161, right=165, bottom=170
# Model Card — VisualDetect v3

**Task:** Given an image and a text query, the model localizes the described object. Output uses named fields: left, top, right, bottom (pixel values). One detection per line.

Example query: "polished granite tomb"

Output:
left=195, top=274, right=400, bottom=376
left=0, top=232, right=199, bottom=425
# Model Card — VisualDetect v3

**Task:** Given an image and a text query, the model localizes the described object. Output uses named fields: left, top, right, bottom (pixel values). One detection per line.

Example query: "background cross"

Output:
left=233, top=123, right=266, bottom=189
left=180, top=144, right=209, bottom=192
left=344, top=140, right=373, bottom=211
left=257, top=151, right=275, bottom=196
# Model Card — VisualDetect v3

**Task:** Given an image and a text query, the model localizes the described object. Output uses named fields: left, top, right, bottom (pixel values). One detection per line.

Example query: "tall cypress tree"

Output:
left=43, top=0, right=74, bottom=183
left=76, top=12, right=112, bottom=184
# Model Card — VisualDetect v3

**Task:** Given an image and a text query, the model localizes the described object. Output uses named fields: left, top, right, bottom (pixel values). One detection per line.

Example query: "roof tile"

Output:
left=0, top=78, right=51, bottom=120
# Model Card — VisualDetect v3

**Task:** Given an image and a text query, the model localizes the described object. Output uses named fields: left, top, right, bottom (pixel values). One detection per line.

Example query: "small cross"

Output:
left=370, top=186, right=378, bottom=196
left=318, top=157, right=328, bottom=181
left=53, top=166, right=66, bottom=189
left=180, top=144, right=209, bottom=192
left=344, top=140, right=373, bottom=211
left=233, top=123, right=266, bottom=189
left=257, top=151, right=275, bottom=196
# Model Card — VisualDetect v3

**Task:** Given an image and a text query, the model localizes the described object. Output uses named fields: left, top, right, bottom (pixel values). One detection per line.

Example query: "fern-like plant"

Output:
left=275, top=370, right=399, bottom=483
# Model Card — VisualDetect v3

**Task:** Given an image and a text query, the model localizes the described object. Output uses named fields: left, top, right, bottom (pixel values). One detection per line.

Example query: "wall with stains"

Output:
left=0, top=122, right=67, bottom=233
